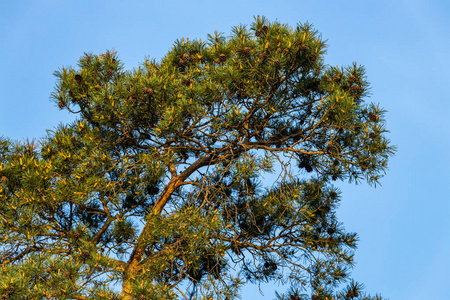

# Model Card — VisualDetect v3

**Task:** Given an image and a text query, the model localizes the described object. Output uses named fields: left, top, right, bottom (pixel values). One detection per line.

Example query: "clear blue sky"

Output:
left=1, top=1, right=449, bottom=299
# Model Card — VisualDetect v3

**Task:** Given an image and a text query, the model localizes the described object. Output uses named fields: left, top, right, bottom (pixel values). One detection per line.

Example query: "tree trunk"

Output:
left=120, top=156, right=212, bottom=299
left=120, top=258, right=140, bottom=300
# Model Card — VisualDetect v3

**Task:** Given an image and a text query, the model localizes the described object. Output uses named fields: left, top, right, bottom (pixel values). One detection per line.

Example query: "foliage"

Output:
left=0, top=16, right=394, bottom=299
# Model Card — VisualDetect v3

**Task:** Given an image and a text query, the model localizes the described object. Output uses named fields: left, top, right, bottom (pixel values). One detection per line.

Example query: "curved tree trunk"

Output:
left=120, top=156, right=213, bottom=299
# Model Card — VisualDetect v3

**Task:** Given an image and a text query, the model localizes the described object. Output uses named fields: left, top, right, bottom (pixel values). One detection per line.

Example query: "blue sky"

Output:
left=1, top=0, right=449, bottom=299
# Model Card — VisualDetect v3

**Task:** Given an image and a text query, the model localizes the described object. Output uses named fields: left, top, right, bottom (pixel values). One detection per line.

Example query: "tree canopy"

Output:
left=0, top=17, right=394, bottom=299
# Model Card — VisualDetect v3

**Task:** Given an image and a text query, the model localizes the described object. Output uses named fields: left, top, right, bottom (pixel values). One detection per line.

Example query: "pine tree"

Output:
left=0, top=17, right=394, bottom=300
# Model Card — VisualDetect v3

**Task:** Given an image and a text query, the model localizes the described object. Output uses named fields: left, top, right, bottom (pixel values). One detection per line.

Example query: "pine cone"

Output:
left=129, top=93, right=137, bottom=103
left=214, top=58, right=221, bottom=64
left=295, top=41, right=308, bottom=51
left=142, top=87, right=154, bottom=95
left=243, top=47, right=251, bottom=54
left=58, top=101, right=65, bottom=109
left=64, top=271, right=71, bottom=278
left=178, top=59, right=186, bottom=66
left=82, top=250, right=90, bottom=259
left=75, top=74, right=82, bottom=82
left=311, top=295, right=318, bottom=300
left=369, top=132, right=378, bottom=139
left=219, top=53, right=227, bottom=62
left=348, top=75, right=357, bottom=84
left=261, top=25, right=268, bottom=33
left=255, top=29, right=262, bottom=37
left=259, top=51, right=268, bottom=59
left=368, top=112, right=378, bottom=121
left=300, top=44, right=308, bottom=51
left=182, top=53, right=190, bottom=61
left=351, top=85, right=363, bottom=93
left=310, top=53, right=317, bottom=61
left=1, top=176, right=7, bottom=183
left=273, top=59, right=280, bottom=67
left=282, top=48, right=290, bottom=55
left=106, top=68, right=113, bottom=77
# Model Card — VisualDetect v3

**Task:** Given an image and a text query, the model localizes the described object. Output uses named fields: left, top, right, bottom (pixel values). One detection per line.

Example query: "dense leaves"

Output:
left=0, top=17, right=394, bottom=299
